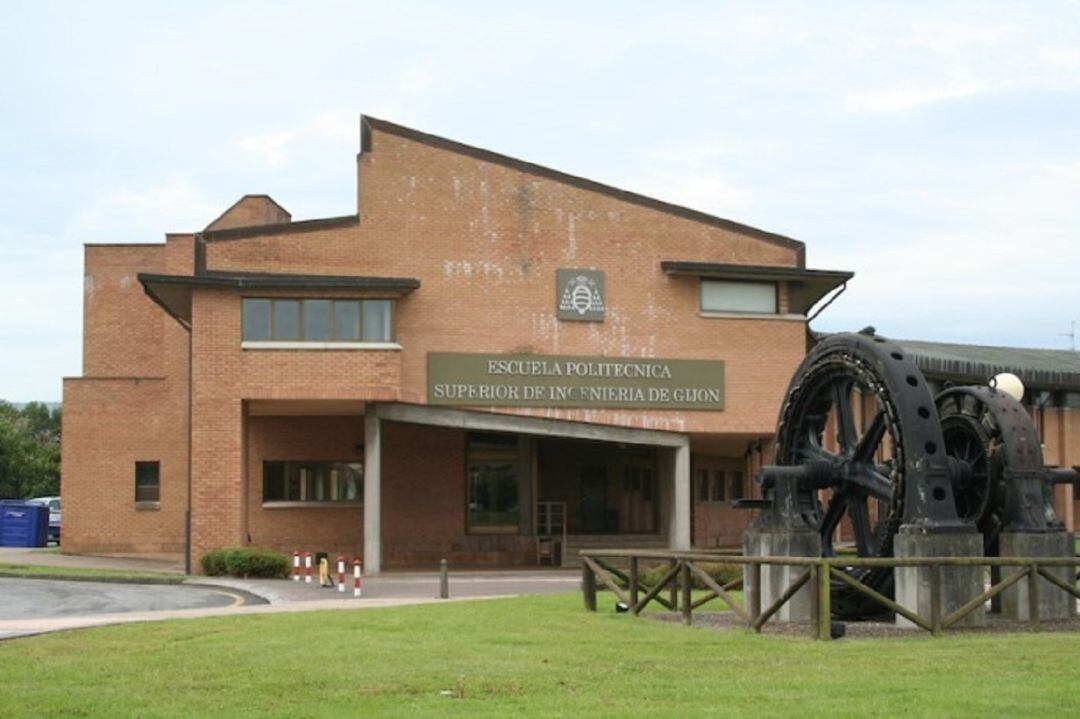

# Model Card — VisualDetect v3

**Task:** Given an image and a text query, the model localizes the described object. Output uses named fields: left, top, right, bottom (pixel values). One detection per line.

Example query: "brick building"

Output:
left=61, top=116, right=858, bottom=572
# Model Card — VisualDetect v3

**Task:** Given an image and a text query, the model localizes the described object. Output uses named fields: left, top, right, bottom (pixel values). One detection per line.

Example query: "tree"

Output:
left=0, top=401, right=61, bottom=499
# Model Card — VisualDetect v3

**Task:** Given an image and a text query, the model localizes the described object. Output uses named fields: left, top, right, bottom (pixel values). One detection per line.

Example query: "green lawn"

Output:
left=2, top=593, right=1079, bottom=717
left=0, top=563, right=183, bottom=583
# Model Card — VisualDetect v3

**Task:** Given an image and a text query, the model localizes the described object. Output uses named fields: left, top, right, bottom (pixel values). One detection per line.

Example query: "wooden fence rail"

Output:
left=579, top=549, right=1080, bottom=640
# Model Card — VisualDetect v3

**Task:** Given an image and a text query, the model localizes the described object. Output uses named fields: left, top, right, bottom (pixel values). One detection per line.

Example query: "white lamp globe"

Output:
left=989, top=372, right=1025, bottom=402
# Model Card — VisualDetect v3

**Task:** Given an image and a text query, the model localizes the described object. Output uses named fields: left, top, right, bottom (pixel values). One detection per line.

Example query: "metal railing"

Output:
left=580, top=549, right=1080, bottom=640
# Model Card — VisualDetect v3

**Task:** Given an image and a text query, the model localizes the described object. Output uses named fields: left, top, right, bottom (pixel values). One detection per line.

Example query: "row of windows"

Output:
left=238, top=284, right=773, bottom=345
left=695, top=469, right=745, bottom=502
left=263, top=461, right=364, bottom=503
left=242, top=299, right=393, bottom=343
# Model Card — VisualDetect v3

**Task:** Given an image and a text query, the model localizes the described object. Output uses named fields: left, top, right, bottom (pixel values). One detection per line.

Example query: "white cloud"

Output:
left=69, top=178, right=220, bottom=241
left=236, top=111, right=356, bottom=167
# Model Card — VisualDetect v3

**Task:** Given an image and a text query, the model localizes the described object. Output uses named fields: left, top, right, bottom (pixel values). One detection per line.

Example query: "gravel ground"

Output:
left=650, top=611, right=1080, bottom=639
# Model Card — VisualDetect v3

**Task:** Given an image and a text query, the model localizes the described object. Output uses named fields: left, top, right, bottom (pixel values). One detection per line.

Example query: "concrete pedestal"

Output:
left=894, top=531, right=984, bottom=629
left=743, top=530, right=821, bottom=623
left=999, top=532, right=1075, bottom=621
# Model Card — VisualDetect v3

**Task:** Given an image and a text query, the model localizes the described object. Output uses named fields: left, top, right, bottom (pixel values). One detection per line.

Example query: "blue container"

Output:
left=0, top=501, right=49, bottom=547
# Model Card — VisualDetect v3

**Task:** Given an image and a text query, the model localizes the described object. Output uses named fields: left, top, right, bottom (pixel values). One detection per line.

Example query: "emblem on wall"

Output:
left=556, top=269, right=605, bottom=322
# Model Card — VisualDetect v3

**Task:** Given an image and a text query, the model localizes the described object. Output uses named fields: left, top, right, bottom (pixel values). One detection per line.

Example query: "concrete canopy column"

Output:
left=669, top=442, right=691, bottom=550
left=364, top=411, right=382, bottom=574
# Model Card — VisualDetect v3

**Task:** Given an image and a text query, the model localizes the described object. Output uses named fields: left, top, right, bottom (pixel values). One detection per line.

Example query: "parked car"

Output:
left=27, top=496, right=61, bottom=543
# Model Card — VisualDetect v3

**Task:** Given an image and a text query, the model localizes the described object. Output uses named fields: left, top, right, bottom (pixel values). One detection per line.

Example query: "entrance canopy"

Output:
left=362, top=403, right=691, bottom=573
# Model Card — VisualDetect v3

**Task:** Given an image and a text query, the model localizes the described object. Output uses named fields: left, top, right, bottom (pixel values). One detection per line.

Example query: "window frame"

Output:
left=261, top=460, right=364, bottom=508
left=134, top=460, right=160, bottom=505
left=699, top=279, right=779, bottom=315
left=242, top=298, right=396, bottom=344
left=465, top=432, right=522, bottom=535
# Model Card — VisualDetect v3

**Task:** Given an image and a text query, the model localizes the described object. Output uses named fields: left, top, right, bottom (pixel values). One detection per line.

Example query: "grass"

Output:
left=2, top=593, right=1079, bottom=717
left=0, top=563, right=183, bottom=583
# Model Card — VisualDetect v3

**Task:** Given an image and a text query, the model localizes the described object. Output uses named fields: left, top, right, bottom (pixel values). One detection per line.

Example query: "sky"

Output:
left=2, top=1, right=1079, bottom=401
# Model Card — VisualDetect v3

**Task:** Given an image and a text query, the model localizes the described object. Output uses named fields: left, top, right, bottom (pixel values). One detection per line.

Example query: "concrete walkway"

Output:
left=0, top=594, right=505, bottom=640
left=0, top=548, right=581, bottom=639
left=0, top=547, right=183, bottom=573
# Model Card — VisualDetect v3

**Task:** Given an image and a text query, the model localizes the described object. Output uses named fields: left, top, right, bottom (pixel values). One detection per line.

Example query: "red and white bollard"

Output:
left=337, top=555, right=346, bottom=593
left=353, top=558, right=363, bottom=598
left=304, top=552, right=313, bottom=584
left=292, top=551, right=301, bottom=582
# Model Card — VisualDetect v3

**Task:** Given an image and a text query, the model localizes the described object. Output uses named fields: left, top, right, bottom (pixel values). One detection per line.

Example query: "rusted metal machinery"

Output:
left=740, top=328, right=1078, bottom=620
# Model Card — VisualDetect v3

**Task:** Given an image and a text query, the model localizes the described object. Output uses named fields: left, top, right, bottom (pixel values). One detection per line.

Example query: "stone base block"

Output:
left=743, top=530, right=821, bottom=623
left=999, top=532, right=1075, bottom=621
left=895, top=531, right=984, bottom=629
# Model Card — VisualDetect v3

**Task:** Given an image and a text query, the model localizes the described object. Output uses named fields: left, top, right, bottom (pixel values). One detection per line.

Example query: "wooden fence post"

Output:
left=583, top=559, right=597, bottom=611
left=809, top=563, right=820, bottom=639
left=749, top=562, right=762, bottom=627
left=819, top=560, right=831, bottom=640
left=629, top=556, right=639, bottom=610
left=1028, top=564, right=1040, bottom=627
left=681, top=561, right=692, bottom=625
left=929, top=563, right=942, bottom=636
left=668, top=558, right=678, bottom=613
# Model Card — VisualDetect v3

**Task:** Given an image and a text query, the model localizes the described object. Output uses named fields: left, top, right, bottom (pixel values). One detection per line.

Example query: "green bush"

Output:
left=201, top=548, right=289, bottom=578
left=638, top=561, right=741, bottom=589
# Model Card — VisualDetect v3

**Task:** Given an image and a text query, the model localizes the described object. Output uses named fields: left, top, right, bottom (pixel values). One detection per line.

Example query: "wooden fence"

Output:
left=579, top=549, right=1080, bottom=640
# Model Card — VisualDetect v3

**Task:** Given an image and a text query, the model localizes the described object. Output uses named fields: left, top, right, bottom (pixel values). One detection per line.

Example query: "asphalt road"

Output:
left=0, top=578, right=256, bottom=621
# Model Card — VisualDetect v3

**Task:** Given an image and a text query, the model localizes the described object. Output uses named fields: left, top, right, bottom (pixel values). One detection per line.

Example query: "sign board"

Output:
left=428, top=353, right=725, bottom=410
left=556, top=269, right=605, bottom=321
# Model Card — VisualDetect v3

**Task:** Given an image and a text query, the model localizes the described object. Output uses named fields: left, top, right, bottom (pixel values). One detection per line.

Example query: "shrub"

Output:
left=201, top=549, right=233, bottom=576
left=201, top=547, right=289, bottom=578
left=639, top=561, right=741, bottom=590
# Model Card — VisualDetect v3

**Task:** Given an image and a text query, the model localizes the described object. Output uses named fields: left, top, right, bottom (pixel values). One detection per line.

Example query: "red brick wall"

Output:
left=82, top=244, right=166, bottom=377
left=691, top=454, right=753, bottom=548
left=245, top=415, right=365, bottom=556
left=204, top=125, right=807, bottom=437
left=60, top=378, right=186, bottom=553
left=66, top=121, right=819, bottom=563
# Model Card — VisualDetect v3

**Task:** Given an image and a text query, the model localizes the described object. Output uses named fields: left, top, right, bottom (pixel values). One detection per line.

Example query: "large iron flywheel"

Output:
left=771, top=331, right=962, bottom=618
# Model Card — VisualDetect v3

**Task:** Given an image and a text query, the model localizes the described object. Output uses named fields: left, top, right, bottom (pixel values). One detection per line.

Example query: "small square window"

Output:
left=135, top=461, right=160, bottom=503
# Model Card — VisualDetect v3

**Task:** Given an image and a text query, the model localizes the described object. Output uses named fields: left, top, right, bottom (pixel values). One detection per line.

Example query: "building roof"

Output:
left=660, top=261, right=853, bottom=315
left=893, top=338, right=1080, bottom=391
left=139, top=271, right=421, bottom=327
left=362, top=116, right=808, bottom=265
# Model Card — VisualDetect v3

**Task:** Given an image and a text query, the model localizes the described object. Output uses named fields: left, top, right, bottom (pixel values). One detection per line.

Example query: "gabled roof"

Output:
left=361, top=116, right=807, bottom=266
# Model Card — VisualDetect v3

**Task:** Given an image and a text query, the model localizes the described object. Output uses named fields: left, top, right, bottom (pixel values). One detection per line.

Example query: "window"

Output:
left=466, top=433, right=520, bottom=533
left=700, top=280, right=777, bottom=314
left=728, top=470, right=744, bottom=500
left=363, top=300, right=392, bottom=342
left=709, top=470, right=726, bottom=501
left=302, top=300, right=331, bottom=341
left=135, top=461, right=160, bottom=503
left=262, top=461, right=363, bottom=504
left=696, top=469, right=710, bottom=502
left=243, top=299, right=271, bottom=340
left=242, top=299, right=394, bottom=343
